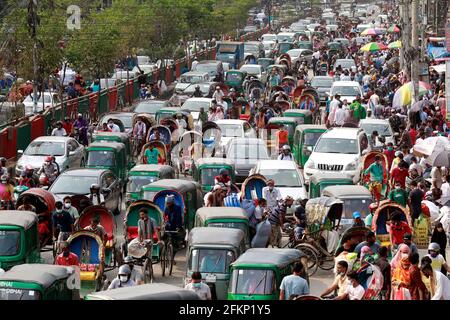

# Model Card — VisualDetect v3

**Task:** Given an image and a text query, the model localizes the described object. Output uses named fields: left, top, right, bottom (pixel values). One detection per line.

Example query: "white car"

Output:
left=16, top=136, right=85, bottom=176
left=333, top=58, right=356, bottom=73
left=286, top=49, right=313, bottom=68
left=180, top=97, right=213, bottom=122
left=359, top=119, right=396, bottom=146
left=263, top=41, right=276, bottom=57
left=239, top=64, right=264, bottom=80
left=304, top=127, right=370, bottom=184
left=131, top=64, right=158, bottom=77
left=215, top=119, right=257, bottom=152
left=329, top=81, right=363, bottom=103
left=174, top=71, right=210, bottom=93
left=250, top=160, right=307, bottom=201
left=261, top=34, right=277, bottom=43
left=23, top=92, right=60, bottom=115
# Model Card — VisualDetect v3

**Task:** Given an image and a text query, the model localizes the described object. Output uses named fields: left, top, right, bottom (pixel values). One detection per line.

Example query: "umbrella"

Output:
left=431, top=148, right=450, bottom=167
left=360, top=42, right=388, bottom=52
left=413, top=137, right=450, bottom=166
left=392, top=81, right=432, bottom=108
left=387, top=25, right=401, bottom=33
left=361, top=28, right=385, bottom=36
left=388, top=40, right=402, bottom=49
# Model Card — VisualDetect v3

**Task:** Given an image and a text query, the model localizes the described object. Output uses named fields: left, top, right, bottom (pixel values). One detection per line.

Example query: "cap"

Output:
left=403, top=233, right=412, bottom=240
left=45, top=156, right=53, bottom=162
left=353, top=211, right=361, bottom=219
left=165, top=194, right=175, bottom=203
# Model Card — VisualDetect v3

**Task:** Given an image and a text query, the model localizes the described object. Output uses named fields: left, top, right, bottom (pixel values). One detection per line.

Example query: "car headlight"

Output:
left=345, top=161, right=357, bottom=171
left=305, top=159, right=314, bottom=169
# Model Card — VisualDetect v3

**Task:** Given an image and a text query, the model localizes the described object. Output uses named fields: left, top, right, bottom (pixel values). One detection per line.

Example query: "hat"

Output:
left=403, top=233, right=412, bottom=240
left=353, top=211, right=361, bottom=219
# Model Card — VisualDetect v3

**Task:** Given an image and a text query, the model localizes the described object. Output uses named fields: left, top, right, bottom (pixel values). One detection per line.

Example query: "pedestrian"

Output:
left=267, top=196, right=293, bottom=248
left=391, top=255, right=412, bottom=300
left=185, top=271, right=212, bottom=300
left=402, top=233, right=419, bottom=256
left=51, top=121, right=66, bottom=136
left=63, top=196, right=79, bottom=221
left=279, top=262, right=309, bottom=300
left=408, top=252, right=427, bottom=300
left=374, top=246, right=391, bottom=300
left=55, top=242, right=79, bottom=266
left=364, top=155, right=384, bottom=206
left=388, top=181, right=408, bottom=207
left=426, top=242, right=450, bottom=274
left=420, top=261, right=450, bottom=300
left=408, top=180, right=424, bottom=224
left=262, top=179, right=282, bottom=213
left=390, top=160, right=409, bottom=189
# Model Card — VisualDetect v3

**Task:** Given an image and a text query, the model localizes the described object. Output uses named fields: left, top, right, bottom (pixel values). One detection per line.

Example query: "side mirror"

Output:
left=17, top=150, right=23, bottom=156
left=42, top=186, right=49, bottom=191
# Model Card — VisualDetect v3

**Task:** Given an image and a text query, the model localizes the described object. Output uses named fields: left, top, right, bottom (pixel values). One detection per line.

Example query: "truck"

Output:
left=215, top=42, right=245, bottom=70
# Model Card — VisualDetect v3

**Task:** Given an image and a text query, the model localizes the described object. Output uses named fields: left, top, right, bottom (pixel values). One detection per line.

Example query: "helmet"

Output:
left=0, top=175, right=7, bottom=183
left=124, top=256, right=133, bottom=263
left=0, top=157, right=6, bottom=163
left=45, top=156, right=53, bottom=162
left=195, top=85, right=200, bottom=89
left=90, top=183, right=100, bottom=190
left=118, top=264, right=131, bottom=276
left=428, top=242, right=440, bottom=252
left=216, top=86, right=220, bottom=90
left=394, top=151, right=403, bottom=157
left=219, top=168, right=228, bottom=175
left=282, top=145, right=291, bottom=151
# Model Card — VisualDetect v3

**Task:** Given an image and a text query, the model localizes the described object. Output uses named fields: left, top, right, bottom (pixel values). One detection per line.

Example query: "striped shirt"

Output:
left=268, top=203, right=286, bottom=226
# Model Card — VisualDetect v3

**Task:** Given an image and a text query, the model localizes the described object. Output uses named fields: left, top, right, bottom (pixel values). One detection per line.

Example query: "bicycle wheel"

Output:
left=295, top=243, right=319, bottom=277
left=143, top=258, right=153, bottom=283
left=319, top=255, right=335, bottom=271
left=160, top=244, right=166, bottom=277
left=166, top=242, right=174, bottom=276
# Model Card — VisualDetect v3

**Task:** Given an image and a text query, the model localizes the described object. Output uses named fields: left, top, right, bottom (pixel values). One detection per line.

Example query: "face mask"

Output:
left=388, top=147, right=393, bottom=151
left=119, top=275, right=128, bottom=283
left=395, top=186, right=400, bottom=190
left=401, top=253, right=409, bottom=259
left=269, top=186, right=274, bottom=191
left=56, top=209, right=62, bottom=214
left=193, top=282, right=202, bottom=288
left=64, top=203, right=71, bottom=209
left=429, top=252, right=438, bottom=258
left=109, top=124, right=113, bottom=127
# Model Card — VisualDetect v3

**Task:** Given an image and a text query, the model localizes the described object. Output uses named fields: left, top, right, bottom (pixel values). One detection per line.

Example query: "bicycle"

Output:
left=161, top=230, right=184, bottom=276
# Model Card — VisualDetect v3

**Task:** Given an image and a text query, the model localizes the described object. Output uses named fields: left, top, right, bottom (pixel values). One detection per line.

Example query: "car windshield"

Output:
left=303, top=131, right=324, bottom=145
left=181, top=100, right=209, bottom=112
left=217, top=124, right=243, bottom=137
left=50, top=175, right=98, bottom=194
left=244, top=44, right=259, bottom=52
left=240, top=66, right=261, bottom=75
left=342, top=199, right=370, bottom=219
left=24, top=141, right=65, bottom=156
left=226, top=73, right=244, bottom=82
left=87, top=151, right=115, bottom=167
left=262, top=35, right=277, bottom=42
left=277, top=35, right=293, bottom=42
left=287, top=50, right=301, bottom=58
left=331, top=86, right=360, bottom=96
left=189, top=249, right=235, bottom=274
left=194, top=64, right=216, bottom=74
left=200, top=168, right=223, bottom=186
left=360, top=123, right=392, bottom=137
left=134, top=102, right=165, bottom=113
left=0, top=230, right=20, bottom=256
left=183, top=84, right=210, bottom=95
left=101, top=115, right=132, bottom=128
left=0, top=288, right=41, bottom=300
left=228, top=142, right=268, bottom=159
left=311, top=78, right=333, bottom=88
left=336, top=60, right=355, bottom=69
left=315, top=138, right=358, bottom=154
left=258, top=169, right=302, bottom=187
left=263, top=42, right=275, bottom=50
left=180, top=75, right=204, bottom=83
left=127, top=175, right=159, bottom=193
left=230, top=269, right=275, bottom=295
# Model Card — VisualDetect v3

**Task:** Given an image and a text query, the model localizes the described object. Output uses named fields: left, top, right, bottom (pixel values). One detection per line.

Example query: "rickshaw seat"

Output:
left=127, top=226, right=159, bottom=242
left=80, top=271, right=97, bottom=281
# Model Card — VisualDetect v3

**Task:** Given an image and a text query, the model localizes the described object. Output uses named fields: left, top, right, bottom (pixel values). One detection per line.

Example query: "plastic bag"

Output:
left=127, top=238, right=148, bottom=258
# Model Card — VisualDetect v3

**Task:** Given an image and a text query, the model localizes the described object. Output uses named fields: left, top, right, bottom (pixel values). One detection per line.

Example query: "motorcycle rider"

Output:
left=278, top=145, right=294, bottom=161
left=24, top=165, right=39, bottom=187
left=0, top=174, right=14, bottom=209
left=73, top=113, right=89, bottom=146
left=191, top=85, right=203, bottom=97
left=37, top=156, right=59, bottom=186
left=107, top=264, right=136, bottom=289
left=0, top=157, right=7, bottom=176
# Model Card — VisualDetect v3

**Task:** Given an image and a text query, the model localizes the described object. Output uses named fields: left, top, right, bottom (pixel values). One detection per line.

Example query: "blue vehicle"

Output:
left=216, top=42, right=245, bottom=69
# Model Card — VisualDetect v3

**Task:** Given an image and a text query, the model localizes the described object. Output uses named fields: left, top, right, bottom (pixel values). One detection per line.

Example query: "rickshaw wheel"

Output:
left=166, top=243, right=174, bottom=276
left=160, top=245, right=166, bottom=277
left=318, top=256, right=335, bottom=271
left=295, top=243, right=319, bottom=277
left=143, top=257, right=153, bottom=283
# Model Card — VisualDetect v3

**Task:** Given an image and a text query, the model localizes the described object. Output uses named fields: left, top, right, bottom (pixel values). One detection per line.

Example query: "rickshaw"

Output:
left=140, top=179, right=203, bottom=230
left=276, top=54, right=292, bottom=70
left=372, top=200, right=412, bottom=248
left=122, top=200, right=165, bottom=279
left=126, top=164, right=175, bottom=203
left=360, top=151, right=390, bottom=199
left=322, top=185, right=373, bottom=232
left=192, top=157, right=236, bottom=193
left=283, top=109, right=313, bottom=124
left=273, top=100, right=291, bottom=113
left=140, top=141, right=168, bottom=165
left=225, top=70, right=247, bottom=93
left=85, top=141, right=129, bottom=184
left=228, top=248, right=308, bottom=300
left=172, top=130, right=204, bottom=175
left=16, top=188, right=55, bottom=248
left=244, top=54, right=257, bottom=65
left=292, top=124, right=326, bottom=167
left=75, top=205, right=120, bottom=269
left=92, top=131, right=133, bottom=166
left=147, top=125, right=172, bottom=147
left=131, top=113, right=157, bottom=155
left=298, top=88, right=321, bottom=123
left=295, top=196, right=344, bottom=276
left=269, top=89, right=289, bottom=104
left=266, top=117, right=301, bottom=149
left=281, top=76, right=297, bottom=95
left=266, top=64, right=287, bottom=79
left=156, top=108, right=190, bottom=125
left=0, top=264, right=79, bottom=300
left=67, top=230, right=105, bottom=296
left=84, top=283, right=200, bottom=300
left=69, top=195, right=92, bottom=215
left=0, top=211, right=41, bottom=271
left=335, top=226, right=372, bottom=254
left=186, top=227, right=247, bottom=300
left=202, top=121, right=222, bottom=157
left=245, top=79, right=265, bottom=97
left=194, top=207, right=250, bottom=247
left=241, top=174, right=267, bottom=201
left=257, top=58, right=275, bottom=72
left=308, top=172, right=354, bottom=198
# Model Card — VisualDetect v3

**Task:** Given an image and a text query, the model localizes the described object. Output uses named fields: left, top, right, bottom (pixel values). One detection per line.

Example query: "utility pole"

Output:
left=27, top=0, right=39, bottom=114
left=411, top=0, right=419, bottom=103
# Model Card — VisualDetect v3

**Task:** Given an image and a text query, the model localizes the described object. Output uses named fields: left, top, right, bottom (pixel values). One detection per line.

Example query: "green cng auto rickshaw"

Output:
left=140, top=179, right=203, bottom=230
left=0, top=211, right=40, bottom=271
left=92, top=131, right=132, bottom=164
left=292, top=124, right=326, bottom=167
left=225, top=70, right=247, bottom=92
left=126, top=164, right=175, bottom=203
left=278, top=42, right=296, bottom=55
left=85, top=141, right=128, bottom=185
left=84, top=283, right=200, bottom=300
left=266, top=117, right=301, bottom=149
left=282, top=109, right=313, bottom=124
left=186, top=227, right=246, bottom=300
left=228, top=248, right=308, bottom=300
left=192, top=158, right=236, bottom=193
left=0, top=264, right=79, bottom=300
left=194, top=207, right=250, bottom=246
left=308, top=172, right=354, bottom=199
left=257, top=58, right=275, bottom=72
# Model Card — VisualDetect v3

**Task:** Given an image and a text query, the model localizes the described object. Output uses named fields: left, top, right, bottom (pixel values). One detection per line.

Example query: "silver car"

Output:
left=16, top=136, right=85, bottom=176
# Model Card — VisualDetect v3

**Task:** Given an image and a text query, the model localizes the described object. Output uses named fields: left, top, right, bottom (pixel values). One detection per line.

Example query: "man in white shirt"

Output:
left=440, top=175, right=450, bottom=198
left=191, top=57, right=198, bottom=71
left=328, top=94, right=341, bottom=125
left=340, top=70, right=351, bottom=81
left=51, top=121, right=67, bottom=136
left=334, top=104, right=346, bottom=126
left=409, top=156, right=423, bottom=176
left=334, top=270, right=365, bottom=300
left=262, top=179, right=282, bottom=212
left=212, top=86, right=224, bottom=103
left=421, top=263, right=450, bottom=300
left=107, top=119, right=121, bottom=132
left=185, top=271, right=212, bottom=300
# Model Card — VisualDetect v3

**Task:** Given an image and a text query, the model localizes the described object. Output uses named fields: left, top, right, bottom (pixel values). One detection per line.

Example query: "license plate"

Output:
left=206, top=274, right=217, bottom=283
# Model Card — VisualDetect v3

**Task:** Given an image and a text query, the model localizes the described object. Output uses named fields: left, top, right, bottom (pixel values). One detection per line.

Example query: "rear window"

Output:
left=0, top=230, right=20, bottom=256
left=230, top=269, right=275, bottom=295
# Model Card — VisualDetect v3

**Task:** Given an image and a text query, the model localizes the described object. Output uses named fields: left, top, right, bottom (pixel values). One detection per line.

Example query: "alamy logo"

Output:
left=67, top=5, right=81, bottom=30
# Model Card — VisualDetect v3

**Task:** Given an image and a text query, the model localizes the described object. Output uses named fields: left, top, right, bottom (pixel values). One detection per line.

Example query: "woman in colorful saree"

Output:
left=391, top=256, right=412, bottom=300
left=390, top=243, right=410, bottom=270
